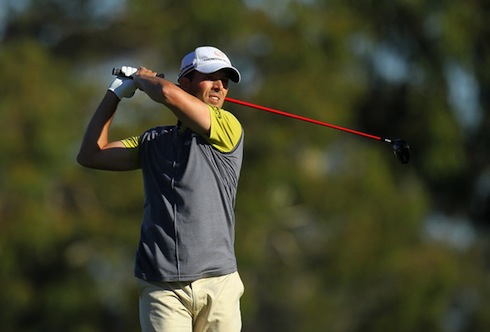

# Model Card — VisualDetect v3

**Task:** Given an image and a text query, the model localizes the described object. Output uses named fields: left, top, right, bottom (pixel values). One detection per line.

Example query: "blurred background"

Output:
left=1, top=0, right=489, bottom=331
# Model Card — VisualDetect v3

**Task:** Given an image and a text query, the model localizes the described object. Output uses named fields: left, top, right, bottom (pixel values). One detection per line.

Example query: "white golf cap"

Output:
left=177, top=46, right=241, bottom=83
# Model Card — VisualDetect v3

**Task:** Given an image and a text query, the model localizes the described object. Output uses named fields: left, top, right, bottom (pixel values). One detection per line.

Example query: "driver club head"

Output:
left=392, top=139, right=410, bottom=164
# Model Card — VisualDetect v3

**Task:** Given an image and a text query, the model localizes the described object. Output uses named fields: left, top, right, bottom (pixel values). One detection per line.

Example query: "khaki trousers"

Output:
left=137, top=272, right=244, bottom=332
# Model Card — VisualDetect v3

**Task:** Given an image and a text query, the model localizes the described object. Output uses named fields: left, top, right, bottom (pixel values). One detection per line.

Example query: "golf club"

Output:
left=225, top=97, right=410, bottom=164
left=112, top=67, right=410, bottom=164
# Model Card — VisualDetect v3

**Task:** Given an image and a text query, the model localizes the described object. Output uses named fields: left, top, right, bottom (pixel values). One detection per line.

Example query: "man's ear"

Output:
left=178, top=77, right=190, bottom=91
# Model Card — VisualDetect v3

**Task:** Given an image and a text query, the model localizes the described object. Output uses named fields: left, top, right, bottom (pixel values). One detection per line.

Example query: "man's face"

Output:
left=182, top=70, right=230, bottom=108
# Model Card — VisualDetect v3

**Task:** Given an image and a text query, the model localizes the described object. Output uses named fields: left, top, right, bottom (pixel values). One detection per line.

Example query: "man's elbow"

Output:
left=76, top=152, right=95, bottom=168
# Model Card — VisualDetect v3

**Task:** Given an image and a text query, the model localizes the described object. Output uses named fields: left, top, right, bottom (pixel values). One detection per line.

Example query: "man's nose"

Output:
left=213, top=80, right=224, bottom=90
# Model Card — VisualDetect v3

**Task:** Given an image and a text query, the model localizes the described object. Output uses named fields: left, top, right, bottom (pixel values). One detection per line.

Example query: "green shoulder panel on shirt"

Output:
left=207, top=105, right=243, bottom=153
left=120, top=136, right=140, bottom=148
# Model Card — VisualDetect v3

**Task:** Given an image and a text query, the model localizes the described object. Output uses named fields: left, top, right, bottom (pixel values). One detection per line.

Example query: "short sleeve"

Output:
left=120, top=136, right=140, bottom=148
left=207, top=105, right=243, bottom=153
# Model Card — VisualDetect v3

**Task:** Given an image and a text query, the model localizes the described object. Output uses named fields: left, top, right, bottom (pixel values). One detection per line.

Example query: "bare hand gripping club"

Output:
left=112, top=67, right=410, bottom=164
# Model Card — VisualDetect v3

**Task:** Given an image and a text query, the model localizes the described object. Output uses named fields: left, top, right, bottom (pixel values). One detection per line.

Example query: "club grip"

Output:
left=112, top=67, right=130, bottom=78
left=112, top=67, right=165, bottom=79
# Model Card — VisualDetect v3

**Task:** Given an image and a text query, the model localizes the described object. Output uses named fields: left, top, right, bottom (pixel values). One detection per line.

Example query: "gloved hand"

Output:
left=108, top=66, right=138, bottom=99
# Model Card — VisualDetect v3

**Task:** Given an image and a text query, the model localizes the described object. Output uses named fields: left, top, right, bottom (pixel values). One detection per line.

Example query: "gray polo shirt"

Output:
left=123, top=107, right=243, bottom=282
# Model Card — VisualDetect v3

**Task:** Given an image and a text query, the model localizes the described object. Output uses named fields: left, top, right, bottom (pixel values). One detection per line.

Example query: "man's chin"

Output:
left=208, top=99, right=223, bottom=108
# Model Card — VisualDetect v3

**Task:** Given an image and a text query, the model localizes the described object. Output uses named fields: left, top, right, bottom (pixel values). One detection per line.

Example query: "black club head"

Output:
left=392, top=139, right=410, bottom=164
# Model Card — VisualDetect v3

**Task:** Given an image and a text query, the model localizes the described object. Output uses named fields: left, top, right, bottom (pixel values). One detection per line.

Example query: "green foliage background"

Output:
left=1, top=0, right=489, bottom=331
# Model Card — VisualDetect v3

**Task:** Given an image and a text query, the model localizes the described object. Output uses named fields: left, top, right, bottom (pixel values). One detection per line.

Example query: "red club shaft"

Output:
left=225, top=97, right=382, bottom=141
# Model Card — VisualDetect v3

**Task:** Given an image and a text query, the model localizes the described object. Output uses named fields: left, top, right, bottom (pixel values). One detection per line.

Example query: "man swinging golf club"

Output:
left=77, top=46, right=245, bottom=332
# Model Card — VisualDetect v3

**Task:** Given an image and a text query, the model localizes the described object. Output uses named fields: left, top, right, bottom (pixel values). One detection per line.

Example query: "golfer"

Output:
left=77, top=46, right=244, bottom=332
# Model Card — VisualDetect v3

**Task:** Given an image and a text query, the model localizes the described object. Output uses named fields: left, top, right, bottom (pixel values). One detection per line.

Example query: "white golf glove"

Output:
left=108, top=66, right=138, bottom=99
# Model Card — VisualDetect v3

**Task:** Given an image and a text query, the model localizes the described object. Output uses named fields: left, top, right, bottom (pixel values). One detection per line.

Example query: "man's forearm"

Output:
left=77, top=91, right=120, bottom=166
left=133, top=74, right=170, bottom=104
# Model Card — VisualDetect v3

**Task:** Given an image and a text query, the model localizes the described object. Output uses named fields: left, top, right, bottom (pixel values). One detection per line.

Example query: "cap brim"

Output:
left=222, top=67, right=241, bottom=83
left=197, top=63, right=241, bottom=83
